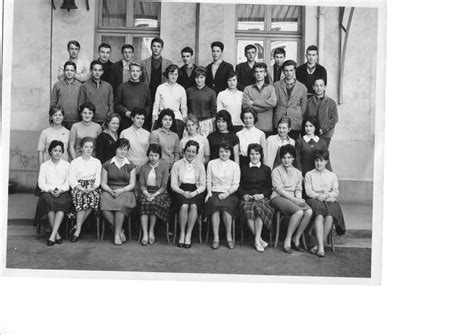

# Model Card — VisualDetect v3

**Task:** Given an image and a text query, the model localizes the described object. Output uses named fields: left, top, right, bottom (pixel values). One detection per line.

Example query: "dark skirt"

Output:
left=100, top=185, right=136, bottom=216
left=138, top=186, right=171, bottom=221
left=205, top=192, right=239, bottom=217
left=239, top=198, right=274, bottom=229
left=36, top=192, right=71, bottom=220
left=71, top=179, right=101, bottom=211
left=173, top=183, right=205, bottom=208
left=306, top=198, right=346, bottom=235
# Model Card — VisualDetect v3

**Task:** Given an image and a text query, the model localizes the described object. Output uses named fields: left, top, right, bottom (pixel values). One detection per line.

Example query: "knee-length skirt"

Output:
left=239, top=198, right=274, bottom=229
left=173, top=183, right=205, bottom=209
left=205, top=192, right=239, bottom=217
left=71, top=179, right=101, bottom=212
left=36, top=192, right=71, bottom=219
left=100, top=186, right=136, bottom=216
left=271, top=196, right=311, bottom=216
left=306, top=198, right=346, bottom=235
left=138, top=186, right=171, bottom=221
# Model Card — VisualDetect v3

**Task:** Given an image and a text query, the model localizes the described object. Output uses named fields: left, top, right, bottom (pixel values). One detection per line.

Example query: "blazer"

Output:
left=140, top=56, right=173, bottom=88
left=267, top=63, right=285, bottom=83
left=273, top=80, right=308, bottom=131
left=110, top=60, right=124, bottom=95
left=205, top=61, right=234, bottom=94
left=305, top=95, right=338, bottom=138
left=178, top=64, right=197, bottom=90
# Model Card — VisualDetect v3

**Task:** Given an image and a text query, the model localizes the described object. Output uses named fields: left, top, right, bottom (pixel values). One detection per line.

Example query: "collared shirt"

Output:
left=185, top=64, right=195, bottom=77
left=153, top=82, right=187, bottom=120
left=211, top=60, right=223, bottom=78
left=216, top=89, right=244, bottom=126
left=303, top=134, right=321, bottom=143
left=151, top=56, right=162, bottom=69
left=68, top=156, right=102, bottom=189
left=147, top=166, right=157, bottom=186
left=182, top=159, right=197, bottom=184
left=122, top=60, right=131, bottom=83
left=206, top=158, right=240, bottom=193
left=58, top=58, right=90, bottom=82
left=236, top=126, right=265, bottom=156
left=271, top=164, right=303, bottom=199
left=149, top=128, right=181, bottom=169
left=38, top=159, right=70, bottom=192
left=249, top=161, right=262, bottom=168
left=304, top=168, right=339, bottom=199
left=120, top=126, right=150, bottom=167
left=110, top=156, right=131, bottom=169
left=265, top=135, right=295, bottom=170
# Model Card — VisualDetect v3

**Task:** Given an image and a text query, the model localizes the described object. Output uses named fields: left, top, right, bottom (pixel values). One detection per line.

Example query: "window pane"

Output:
left=236, top=40, right=264, bottom=64
left=134, top=1, right=160, bottom=28
left=133, top=37, right=154, bottom=60
left=271, top=5, right=301, bottom=32
left=270, top=40, right=298, bottom=66
left=237, top=5, right=265, bottom=31
left=101, top=0, right=127, bottom=27
left=101, top=36, right=126, bottom=62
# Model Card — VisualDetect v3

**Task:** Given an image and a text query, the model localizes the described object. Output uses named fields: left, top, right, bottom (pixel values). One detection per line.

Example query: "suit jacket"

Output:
left=140, top=56, right=173, bottom=88
left=268, top=63, right=285, bottom=83
left=273, top=80, right=308, bottom=131
left=178, top=64, right=197, bottom=90
left=110, top=60, right=124, bottom=95
left=235, top=62, right=271, bottom=91
left=205, top=61, right=234, bottom=94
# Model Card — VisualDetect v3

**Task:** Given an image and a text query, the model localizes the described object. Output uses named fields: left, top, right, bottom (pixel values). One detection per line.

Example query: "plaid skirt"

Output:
left=205, top=192, right=239, bottom=217
left=100, top=186, right=136, bottom=216
left=306, top=198, right=346, bottom=235
left=36, top=192, right=71, bottom=220
left=138, top=186, right=171, bottom=221
left=239, top=198, right=274, bottom=229
left=71, top=179, right=101, bottom=211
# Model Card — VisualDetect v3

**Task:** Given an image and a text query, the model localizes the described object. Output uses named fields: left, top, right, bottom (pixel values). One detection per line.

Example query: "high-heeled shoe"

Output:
left=184, top=243, right=192, bottom=249
left=55, top=238, right=63, bottom=245
left=47, top=240, right=55, bottom=246
left=70, top=235, right=79, bottom=243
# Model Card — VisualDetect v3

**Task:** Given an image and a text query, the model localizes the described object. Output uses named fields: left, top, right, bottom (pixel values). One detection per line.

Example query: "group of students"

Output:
left=36, top=37, right=344, bottom=257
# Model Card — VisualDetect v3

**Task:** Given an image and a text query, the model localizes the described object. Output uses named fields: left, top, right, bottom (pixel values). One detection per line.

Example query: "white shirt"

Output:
left=182, top=159, right=197, bottom=184
left=38, top=159, right=70, bottom=192
left=68, top=156, right=102, bottom=189
left=153, top=82, right=187, bottom=121
left=180, top=134, right=210, bottom=165
left=237, top=126, right=265, bottom=156
left=303, top=134, right=321, bottom=143
left=206, top=158, right=240, bottom=193
left=249, top=161, right=262, bottom=168
left=216, top=89, right=244, bottom=126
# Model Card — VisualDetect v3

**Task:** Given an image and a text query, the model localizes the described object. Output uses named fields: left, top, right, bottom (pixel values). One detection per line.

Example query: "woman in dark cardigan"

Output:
left=295, top=116, right=329, bottom=176
left=237, top=143, right=274, bottom=252
left=96, top=113, right=121, bottom=164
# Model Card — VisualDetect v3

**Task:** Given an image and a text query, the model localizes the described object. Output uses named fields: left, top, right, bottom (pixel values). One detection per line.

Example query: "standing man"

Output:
left=114, top=62, right=152, bottom=131
left=110, top=44, right=135, bottom=95
left=296, top=45, right=327, bottom=97
left=77, top=60, right=113, bottom=124
left=236, top=44, right=270, bottom=91
left=205, top=41, right=234, bottom=94
left=178, top=46, right=197, bottom=90
left=96, top=43, right=114, bottom=85
left=58, top=40, right=90, bottom=83
left=269, top=47, right=286, bottom=84
left=242, top=63, right=277, bottom=138
left=273, top=60, right=307, bottom=140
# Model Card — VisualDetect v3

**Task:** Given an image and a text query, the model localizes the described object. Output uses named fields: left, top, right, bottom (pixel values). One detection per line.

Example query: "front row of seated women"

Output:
left=37, top=137, right=345, bottom=257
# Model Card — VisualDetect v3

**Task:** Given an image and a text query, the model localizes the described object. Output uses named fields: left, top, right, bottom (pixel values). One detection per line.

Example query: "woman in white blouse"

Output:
left=205, top=142, right=241, bottom=250
left=36, top=140, right=71, bottom=246
left=236, top=108, right=266, bottom=167
left=68, top=137, right=102, bottom=242
left=216, top=71, right=244, bottom=132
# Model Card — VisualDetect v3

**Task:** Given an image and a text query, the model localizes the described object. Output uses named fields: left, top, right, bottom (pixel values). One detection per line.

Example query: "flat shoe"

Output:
left=211, top=241, right=219, bottom=250
left=120, top=230, right=126, bottom=243
left=255, top=243, right=264, bottom=253
left=47, top=240, right=55, bottom=246
left=316, top=250, right=325, bottom=257
left=261, top=240, right=268, bottom=248
left=148, top=236, right=155, bottom=244
left=310, top=246, right=318, bottom=255
left=55, top=238, right=63, bottom=245
left=184, top=243, right=192, bottom=249
left=140, top=239, right=148, bottom=246
left=70, top=235, right=79, bottom=243
left=283, top=246, right=293, bottom=254
left=292, top=244, right=304, bottom=252
left=227, top=240, right=235, bottom=250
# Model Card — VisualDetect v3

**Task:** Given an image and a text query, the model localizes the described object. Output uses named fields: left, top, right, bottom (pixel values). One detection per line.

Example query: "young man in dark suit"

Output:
left=205, top=41, right=234, bottom=94
left=295, top=45, right=327, bottom=98
left=110, top=44, right=134, bottom=95
left=178, top=46, right=197, bottom=90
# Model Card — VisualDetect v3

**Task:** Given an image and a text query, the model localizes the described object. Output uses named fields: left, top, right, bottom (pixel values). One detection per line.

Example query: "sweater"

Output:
left=50, top=78, right=82, bottom=123
left=238, top=163, right=273, bottom=198
left=170, top=158, right=207, bottom=194
left=186, top=86, right=217, bottom=120
left=295, top=63, right=328, bottom=94
left=114, top=80, right=152, bottom=129
left=78, top=79, right=114, bottom=123
left=242, top=83, right=277, bottom=132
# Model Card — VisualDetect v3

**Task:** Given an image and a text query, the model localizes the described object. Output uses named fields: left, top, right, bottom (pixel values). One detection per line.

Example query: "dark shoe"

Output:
left=177, top=242, right=184, bottom=248
left=55, top=238, right=63, bottom=245
left=283, top=246, right=293, bottom=254
left=211, top=241, right=219, bottom=250
left=70, top=235, right=79, bottom=243
left=292, top=243, right=304, bottom=252
left=227, top=240, right=235, bottom=250
left=184, top=243, right=192, bottom=249
left=47, top=240, right=55, bottom=246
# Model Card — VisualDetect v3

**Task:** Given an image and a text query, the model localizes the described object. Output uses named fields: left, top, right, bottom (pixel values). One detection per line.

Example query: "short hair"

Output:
left=115, top=138, right=130, bottom=151
left=194, top=66, right=207, bottom=78
left=303, top=116, right=321, bottom=135
left=277, top=116, right=292, bottom=128
left=130, top=107, right=146, bottom=118
left=98, top=42, right=111, bottom=51
left=151, top=37, right=164, bottom=47
left=80, top=136, right=95, bottom=148
left=215, top=110, right=234, bottom=132
left=67, top=40, right=80, bottom=49
left=306, top=45, right=319, bottom=53
left=129, top=62, right=142, bottom=71
left=157, top=108, right=175, bottom=128
left=241, top=107, right=258, bottom=123
left=63, top=60, right=77, bottom=71
left=146, top=143, right=161, bottom=156
left=211, top=41, right=224, bottom=51
left=184, top=139, right=200, bottom=154
left=79, top=102, right=96, bottom=114
left=218, top=141, right=233, bottom=152
left=48, top=104, right=64, bottom=125
left=313, top=77, right=327, bottom=86
left=244, top=44, right=257, bottom=53
left=90, top=60, right=103, bottom=70
left=48, top=140, right=64, bottom=155
left=226, top=70, right=237, bottom=81
left=252, top=62, right=267, bottom=74
left=184, top=114, right=199, bottom=127
left=121, top=44, right=134, bottom=53
left=164, top=64, right=179, bottom=79
left=282, top=60, right=297, bottom=70
left=181, top=46, right=194, bottom=56
left=247, top=143, right=264, bottom=159
left=313, top=149, right=329, bottom=162
left=103, top=112, right=121, bottom=130
left=273, top=47, right=286, bottom=57
left=279, top=144, right=296, bottom=159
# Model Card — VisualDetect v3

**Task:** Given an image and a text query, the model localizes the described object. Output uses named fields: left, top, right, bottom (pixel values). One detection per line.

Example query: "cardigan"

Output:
left=295, top=135, right=328, bottom=176
left=304, top=168, right=339, bottom=200
left=265, top=135, right=295, bottom=170
left=170, top=158, right=207, bottom=194
left=242, top=83, right=277, bottom=132
left=149, top=128, right=181, bottom=169
left=78, top=79, right=114, bottom=123
left=295, top=63, right=327, bottom=95
left=237, top=163, right=272, bottom=199
left=273, top=79, right=308, bottom=131
left=305, top=94, right=338, bottom=138
left=138, top=160, right=169, bottom=189
left=205, top=61, right=234, bottom=94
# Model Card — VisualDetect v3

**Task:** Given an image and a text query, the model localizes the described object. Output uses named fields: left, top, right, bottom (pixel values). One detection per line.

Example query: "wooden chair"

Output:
left=274, top=211, right=307, bottom=249
left=205, top=215, right=235, bottom=245
left=100, top=213, right=132, bottom=241
left=173, top=213, right=203, bottom=244
left=137, top=214, right=171, bottom=243
left=238, top=215, right=273, bottom=246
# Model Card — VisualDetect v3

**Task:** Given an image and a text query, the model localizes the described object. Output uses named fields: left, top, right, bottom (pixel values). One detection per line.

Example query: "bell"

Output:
left=61, top=0, right=78, bottom=10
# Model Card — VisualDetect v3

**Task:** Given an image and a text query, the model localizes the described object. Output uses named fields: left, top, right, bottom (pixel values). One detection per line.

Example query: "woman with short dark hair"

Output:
left=69, top=102, right=102, bottom=159
left=149, top=108, right=181, bottom=170
left=38, top=104, right=70, bottom=165
left=207, top=109, right=240, bottom=164
left=96, top=112, right=121, bottom=164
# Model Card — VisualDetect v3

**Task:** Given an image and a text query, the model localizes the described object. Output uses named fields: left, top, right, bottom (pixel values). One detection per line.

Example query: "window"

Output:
left=236, top=5, right=303, bottom=66
left=96, top=0, right=161, bottom=61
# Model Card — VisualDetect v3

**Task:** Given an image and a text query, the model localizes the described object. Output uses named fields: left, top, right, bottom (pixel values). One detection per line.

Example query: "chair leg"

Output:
left=274, top=212, right=281, bottom=248
left=100, top=217, right=105, bottom=241
left=331, top=224, right=336, bottom=252
left=128, top=216, right=132, bottom=241
left=232, top=218, right=235, bottom=244
left=302, top=232, right=308, bottom=250
left=166, top=218, right=170, bottom=243
left=198, top=214, right=202, bottom=244
left=96, top=215, right=100, bottom=240
left=173, top=214, right=177, bottom=244
left=240, top=217, right=244, bottom=246
left=205, top=216, right=209, bottom=244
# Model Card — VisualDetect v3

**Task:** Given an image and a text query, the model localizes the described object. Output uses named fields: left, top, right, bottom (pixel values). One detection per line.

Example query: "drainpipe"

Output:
left=317, top=6, right=325, bottom=66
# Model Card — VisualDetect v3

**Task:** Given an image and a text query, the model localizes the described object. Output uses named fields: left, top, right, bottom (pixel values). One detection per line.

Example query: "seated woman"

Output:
left=179, top=115, right=210, bottom=165
left=137, top=143, right=171, bottom=246
left=295, top=116, right=329, bottom=176
left=37, top=104, right=70, bottom=165
left=37, top=140, right=71, bottom=246
left=171, top=140, right=206, bottom=248
left=207, top=110, right=239, bottom=164
left=96, top=113, right=121, bottom=164
left=149, top=108, right=181, bottom=170
left=236, top=108, right=266, bottom=167
left=206, top=142, right=241, bottom=250
left=271, top=144, right=313, bottom=254
left=305, top=149, right=346, bottom=257
left=100, top=138, right=137, bottom=245
left=265, top=116, right=295, bottom=170
left=68, top=137, right=102, bottom=242
left=237, top=143, right=274, bottom=252
left=69, top=102, right=102, bottom=159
